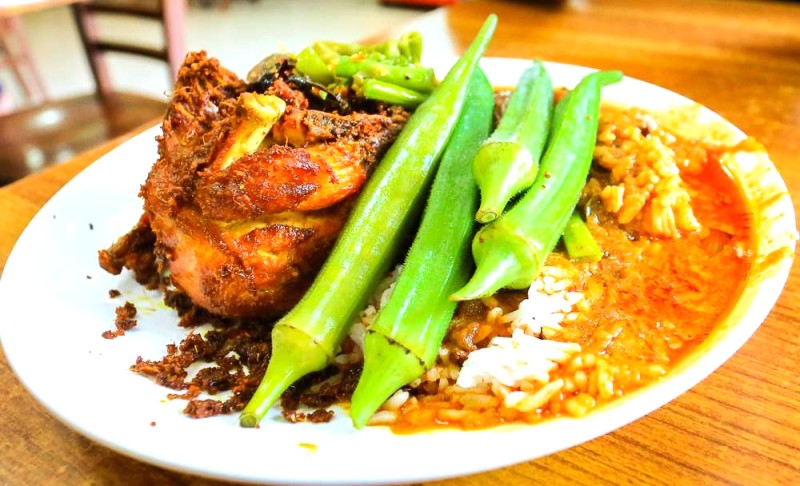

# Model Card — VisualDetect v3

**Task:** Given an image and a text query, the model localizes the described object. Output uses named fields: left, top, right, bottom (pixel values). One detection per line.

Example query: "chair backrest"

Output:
left=71, top=0, right=187, bottom=98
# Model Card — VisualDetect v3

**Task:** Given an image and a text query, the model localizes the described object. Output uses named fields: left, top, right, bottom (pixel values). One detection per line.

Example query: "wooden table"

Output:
left=1, top=0, right=798, bottom=484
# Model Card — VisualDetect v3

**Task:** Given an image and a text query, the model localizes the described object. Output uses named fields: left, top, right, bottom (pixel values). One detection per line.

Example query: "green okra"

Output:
left=349, top=68, right=495, bottom=429
left=451, top=69, right=623, bottom=301
left=473, top=60, right=553, bottom=223
left=239, top=14, right=498, bottom=428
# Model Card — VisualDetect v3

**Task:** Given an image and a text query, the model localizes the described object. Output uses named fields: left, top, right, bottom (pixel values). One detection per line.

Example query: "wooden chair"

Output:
left=0, top=0, right=187, bottom=186
left=0, top=15, right=49, bottom=110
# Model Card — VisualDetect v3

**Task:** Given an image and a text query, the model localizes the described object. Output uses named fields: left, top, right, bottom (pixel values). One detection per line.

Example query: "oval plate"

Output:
left=0, top=58, right=795, bottom=485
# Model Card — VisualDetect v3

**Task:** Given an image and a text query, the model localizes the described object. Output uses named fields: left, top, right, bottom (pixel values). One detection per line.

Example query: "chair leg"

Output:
left=0, top=83, right=13, bottom=115
left=162, top=0, right=188, bottom=80
left=71, top=4, right=114, bottom=98
left=0, top=16, right=48, bottom=103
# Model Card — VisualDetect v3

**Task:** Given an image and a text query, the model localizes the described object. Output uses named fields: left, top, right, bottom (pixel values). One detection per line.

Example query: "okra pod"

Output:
left=239, top=15, right=498, bottom=427
left=349, top=68, right=495, bottom=429
left=473, top=61, right=553, bottom=223
left=451, top=69, right=623, bottom=300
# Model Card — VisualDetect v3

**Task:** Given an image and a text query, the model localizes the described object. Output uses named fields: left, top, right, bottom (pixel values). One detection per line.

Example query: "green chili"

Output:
left=349, top=68, right=494, bottom=428
left=239, top=14, right=498, bottom=428
left=451, top=69, right=623, bottom=301
left=473, top=61, right=553, bottom=223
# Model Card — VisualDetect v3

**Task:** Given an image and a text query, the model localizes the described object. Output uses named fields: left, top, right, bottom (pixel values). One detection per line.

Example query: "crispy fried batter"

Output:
left=98, top=213, right=160, bottom=288
left=104, top=51, right=406, bottom=318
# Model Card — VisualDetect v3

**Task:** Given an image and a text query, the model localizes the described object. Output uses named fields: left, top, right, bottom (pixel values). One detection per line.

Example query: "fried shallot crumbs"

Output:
left=102, top=301, right=138, bottom=339
left=125, top=294, right=359, bottom=422
left=282, top=409, right=335, bottom=423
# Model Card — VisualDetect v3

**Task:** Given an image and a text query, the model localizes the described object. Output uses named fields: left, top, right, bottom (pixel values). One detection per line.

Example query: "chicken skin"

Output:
left=101, top=51, right=406, bottom=318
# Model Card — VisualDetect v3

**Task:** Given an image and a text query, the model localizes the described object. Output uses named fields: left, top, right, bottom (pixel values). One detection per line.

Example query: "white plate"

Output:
left=0, top=59, right=796, bottom=485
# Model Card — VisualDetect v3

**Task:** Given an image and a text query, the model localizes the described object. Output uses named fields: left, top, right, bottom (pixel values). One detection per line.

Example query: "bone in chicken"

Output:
left=100, top=51, right=407, bottom=318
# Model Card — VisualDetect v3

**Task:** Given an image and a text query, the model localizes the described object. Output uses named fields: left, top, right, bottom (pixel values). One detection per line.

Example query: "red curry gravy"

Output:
left=387, top=103, right=754, bottom=432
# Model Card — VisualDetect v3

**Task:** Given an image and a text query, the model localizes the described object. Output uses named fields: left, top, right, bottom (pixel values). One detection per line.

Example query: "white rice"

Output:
left=456, top=329, right=581, bottom=389
left=452, top=267, right=584, bottom=411
left=347, top=264, right=403, bottom=348
left=500, top=266, right=585, bottom=338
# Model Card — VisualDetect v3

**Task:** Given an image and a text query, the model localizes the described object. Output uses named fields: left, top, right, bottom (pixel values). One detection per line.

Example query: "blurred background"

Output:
left=0, top=0, right=446, bottom=183
left=0, top=0, right=432, bottom=111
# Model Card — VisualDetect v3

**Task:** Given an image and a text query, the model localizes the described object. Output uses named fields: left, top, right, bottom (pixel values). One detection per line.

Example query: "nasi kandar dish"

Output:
left=99, top=16, right=756, bottom=432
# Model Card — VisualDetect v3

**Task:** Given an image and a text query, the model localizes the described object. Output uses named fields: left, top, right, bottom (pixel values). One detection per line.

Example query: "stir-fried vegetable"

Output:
left=473, top=61, right=553, bottom=223
left=312, top=32, right=423, bottom=65
left=336, top=57, right=436, bottom=93
left=349, top=68, right=495, bottom=429
left=563, top=210, right=603, bottom=262
left=362, top=79, right=427, bottom=108
left=451, top=69, right=623, bottom=301
left=295, top=47, right=336, bottom=84
left=239, top=14, right=499, bottom=428
left=295, top=31, right=431, bottom=107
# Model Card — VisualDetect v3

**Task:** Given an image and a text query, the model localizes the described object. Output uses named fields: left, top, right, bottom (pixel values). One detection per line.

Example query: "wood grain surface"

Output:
left=1, top=0, right=798, bottom=484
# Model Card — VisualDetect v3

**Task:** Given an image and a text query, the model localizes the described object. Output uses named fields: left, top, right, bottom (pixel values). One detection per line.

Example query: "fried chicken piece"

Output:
left=105, top=51, right=405, bottom=318
left=98, top=213, right=160, bottom=288
left=195, top=104, right=399, bottom=219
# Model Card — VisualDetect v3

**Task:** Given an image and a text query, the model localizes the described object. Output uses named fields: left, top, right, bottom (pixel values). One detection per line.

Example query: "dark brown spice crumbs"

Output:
left=127, top=292, right=360, bottom=421
left=102, top=301, right=138, bottom=339
left=282, top=409, right=335, bottom=423
left=100, top=226, right=358, bottom=422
